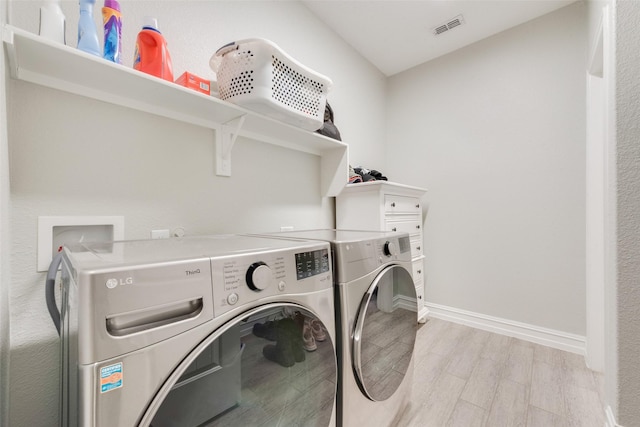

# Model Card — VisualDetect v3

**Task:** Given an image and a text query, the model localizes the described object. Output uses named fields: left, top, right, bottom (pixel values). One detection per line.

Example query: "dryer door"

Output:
left=139, top=303, right=337, bottom=427
left=352, top=264, right=417, bottom=401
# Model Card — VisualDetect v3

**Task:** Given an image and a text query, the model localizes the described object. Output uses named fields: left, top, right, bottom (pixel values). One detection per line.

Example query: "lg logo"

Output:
left=105, top=277, right=133, bottom=289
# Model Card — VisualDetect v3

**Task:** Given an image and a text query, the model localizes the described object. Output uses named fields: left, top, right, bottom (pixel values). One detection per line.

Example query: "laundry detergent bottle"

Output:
left=77, top=0, right=100, bottom=56
left=102, top=0, right=122, bottom=63
left=133, top=17, right=174, bottom=81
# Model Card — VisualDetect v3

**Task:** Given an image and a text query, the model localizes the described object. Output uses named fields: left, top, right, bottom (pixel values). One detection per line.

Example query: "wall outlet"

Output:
left=37, top=216, right=124, bottom=272
left=151, top=229, right=170, bottom=239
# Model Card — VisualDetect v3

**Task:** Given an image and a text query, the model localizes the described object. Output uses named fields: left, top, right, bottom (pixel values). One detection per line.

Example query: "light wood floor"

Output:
left=394, top=318, right=605, bottom=427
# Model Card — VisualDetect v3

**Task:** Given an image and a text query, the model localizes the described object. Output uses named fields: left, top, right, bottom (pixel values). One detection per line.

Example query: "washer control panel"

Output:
left=211, top=243, right=332, bottom=317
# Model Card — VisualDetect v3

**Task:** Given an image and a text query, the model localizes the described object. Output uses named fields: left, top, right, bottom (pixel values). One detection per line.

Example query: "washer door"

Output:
left=139, top=303, right=337, bottom=427
left=352, top=265, right=417, bottom=401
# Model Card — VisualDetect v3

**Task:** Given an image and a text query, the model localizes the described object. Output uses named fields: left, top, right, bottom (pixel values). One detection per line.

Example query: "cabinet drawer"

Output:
left=414, top=284, right=424, bottom=308
left=410, top=238, right=423, bottom=257
left=385, top=218, right=422, bottom=236
left=385, top=195, right=421, bottom=214
left=412, top=258, right=425, bottom=283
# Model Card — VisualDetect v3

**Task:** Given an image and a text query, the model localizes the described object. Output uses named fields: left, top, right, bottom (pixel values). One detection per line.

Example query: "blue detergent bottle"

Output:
left=77, top=0, right=100, bottom=56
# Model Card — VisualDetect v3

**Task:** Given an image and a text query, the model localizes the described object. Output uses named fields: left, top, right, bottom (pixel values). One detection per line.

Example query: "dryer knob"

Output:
left=383, top=241, right=397, bottom=257
left=246, top=262, right=272, bottom=291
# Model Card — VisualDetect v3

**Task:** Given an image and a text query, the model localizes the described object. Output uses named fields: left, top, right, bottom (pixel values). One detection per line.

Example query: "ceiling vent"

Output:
left=433, top=15, right=465, bottom=36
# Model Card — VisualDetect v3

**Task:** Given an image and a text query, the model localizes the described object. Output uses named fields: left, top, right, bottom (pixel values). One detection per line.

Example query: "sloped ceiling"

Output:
left=302, top=0, right=577, bottom=76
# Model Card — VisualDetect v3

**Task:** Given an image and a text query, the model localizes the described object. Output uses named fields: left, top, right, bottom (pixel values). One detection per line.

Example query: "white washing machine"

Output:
left=250, top=230, right=418, bottom=427
left=53, top=234, right=337, bottom=426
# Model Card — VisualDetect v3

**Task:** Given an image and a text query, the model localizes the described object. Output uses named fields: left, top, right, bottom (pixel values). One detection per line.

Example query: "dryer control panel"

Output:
left=211, top=244, right=332, bottom=317
left=332, top=234, right=412, bottom=283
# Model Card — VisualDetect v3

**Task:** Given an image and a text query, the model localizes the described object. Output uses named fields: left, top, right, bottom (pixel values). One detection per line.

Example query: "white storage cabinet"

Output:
left=336, top=181, right=428, bottom=322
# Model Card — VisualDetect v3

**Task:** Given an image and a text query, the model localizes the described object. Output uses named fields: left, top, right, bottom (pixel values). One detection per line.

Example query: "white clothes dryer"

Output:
left=250, top=230, right=418, bottom=427
left=54, top=234, right=337, bottom=427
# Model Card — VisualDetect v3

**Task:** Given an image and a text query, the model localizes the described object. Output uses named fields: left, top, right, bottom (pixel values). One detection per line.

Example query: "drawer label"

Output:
left=100, top=362, right=123, bottom=393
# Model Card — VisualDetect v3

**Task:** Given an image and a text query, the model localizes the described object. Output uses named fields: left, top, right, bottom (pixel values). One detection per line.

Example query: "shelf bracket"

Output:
left=215, top=115, right=246, bottom=176
left=2, top=26, right=18, bottom=79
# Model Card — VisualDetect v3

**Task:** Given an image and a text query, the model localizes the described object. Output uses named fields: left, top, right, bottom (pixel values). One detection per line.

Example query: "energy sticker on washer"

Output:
left=100, top=363, right=123, bottom=393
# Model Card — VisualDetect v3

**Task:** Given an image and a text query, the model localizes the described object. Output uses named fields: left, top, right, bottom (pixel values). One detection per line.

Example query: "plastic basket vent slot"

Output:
left=271, top=56, right=324, bottom=118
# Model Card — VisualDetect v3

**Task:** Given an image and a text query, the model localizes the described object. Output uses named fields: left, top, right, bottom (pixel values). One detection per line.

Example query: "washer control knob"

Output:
left=246, top=262, right=271, bottom=291
left=383, top=241, right=397, bottom=257
left=227, top=293, right=239, bottom=305
left=278, top=281, right=286, bottom=292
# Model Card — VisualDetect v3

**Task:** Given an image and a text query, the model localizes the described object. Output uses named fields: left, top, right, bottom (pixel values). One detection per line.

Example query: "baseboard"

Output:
left=395, top=294, right=418, bottom=312
left=606, top=406, right=621, bottom=427
left=425, top=302, right=586, bottom=355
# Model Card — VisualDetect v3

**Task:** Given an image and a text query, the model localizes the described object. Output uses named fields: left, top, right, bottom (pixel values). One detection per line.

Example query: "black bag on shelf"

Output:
left=316, top=102, right=342, bottom=141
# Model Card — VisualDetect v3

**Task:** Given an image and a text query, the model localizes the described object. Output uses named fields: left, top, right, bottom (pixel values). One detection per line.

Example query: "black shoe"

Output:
left=263, top=342, right=296, bottom=367
left=370, top=170, right=388, bottom=181
left=262, top=318, right=305, bottom=367
left=292, top=340, right=306, bottom=361
left=253, top=320, right=278, bottom=341
left=279, top=318, right=305, bottom=363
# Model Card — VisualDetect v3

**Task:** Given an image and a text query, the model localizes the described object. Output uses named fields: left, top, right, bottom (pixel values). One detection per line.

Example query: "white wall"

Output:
left=4, top=1, right=386, bottom=425
left=586, top=72, right=605, bottom=372
left=587, top=0, right=610, bottom=55
left=613, top=1, right=640, bottom=424
left=586, top=0, right=617, bottom=422
left=586, top=2, right=640, bottom=425
left=386, top=3, right=588, bottom=335
left=1, top=1, right=12, bottom=426
left=585, top=0, right=608, bottom=376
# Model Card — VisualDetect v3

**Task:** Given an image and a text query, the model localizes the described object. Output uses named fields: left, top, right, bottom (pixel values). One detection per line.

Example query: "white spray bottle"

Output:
left=39, top=0, right=66, bottom=44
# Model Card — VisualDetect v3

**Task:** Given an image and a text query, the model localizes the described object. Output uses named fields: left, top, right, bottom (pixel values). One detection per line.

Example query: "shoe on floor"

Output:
left=310, top=319, right=326, bottom=342
left=280, top=318, right=306, bottom=362
left=263, top=343, right=295, bottom=367
left=253, top=320, right=278, bottom=341
left=263, top=318, right=306, bottom=366
left=303, top=318, right=317, bottom=352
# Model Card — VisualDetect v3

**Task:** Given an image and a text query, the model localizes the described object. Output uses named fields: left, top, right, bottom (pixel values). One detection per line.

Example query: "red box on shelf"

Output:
left=175, top=71, right=210, bottom=95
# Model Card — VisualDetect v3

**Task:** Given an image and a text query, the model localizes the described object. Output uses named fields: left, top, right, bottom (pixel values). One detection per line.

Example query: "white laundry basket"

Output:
left=210, top=38, right=332, bottom=131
